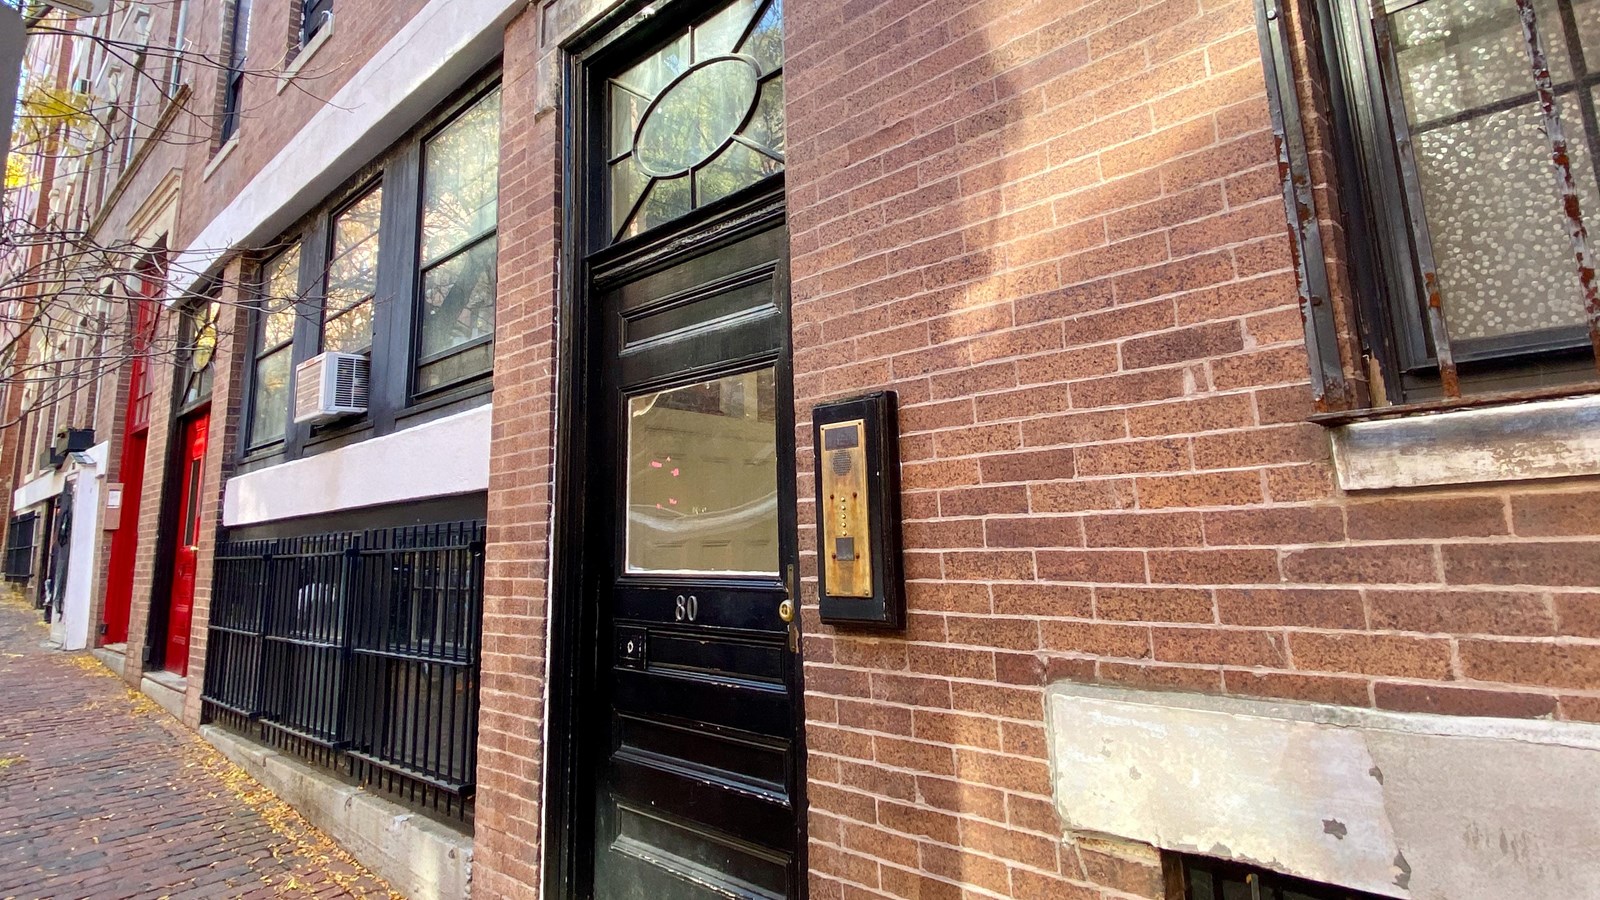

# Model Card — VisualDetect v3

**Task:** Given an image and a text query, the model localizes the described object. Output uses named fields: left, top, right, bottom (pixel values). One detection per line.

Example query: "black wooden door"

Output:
left=587, top=215, right=800, bottom=900
left=573, top=3, right=799, bottom=894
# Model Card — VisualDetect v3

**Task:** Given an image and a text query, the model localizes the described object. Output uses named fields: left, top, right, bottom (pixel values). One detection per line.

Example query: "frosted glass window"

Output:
left=1392, top=0, right=1600, bottom=341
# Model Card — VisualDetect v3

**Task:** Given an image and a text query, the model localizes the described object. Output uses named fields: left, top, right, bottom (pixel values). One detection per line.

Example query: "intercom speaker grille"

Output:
left=830, top=449, right=853, bottom=477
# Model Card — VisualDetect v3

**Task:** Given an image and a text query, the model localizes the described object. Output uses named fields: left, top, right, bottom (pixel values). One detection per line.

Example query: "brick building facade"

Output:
left=7, top=0, right=1600, bottom=898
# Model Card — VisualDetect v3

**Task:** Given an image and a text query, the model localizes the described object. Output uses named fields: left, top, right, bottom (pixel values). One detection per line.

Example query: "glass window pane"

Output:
left=625, top=369, right=779, bottom=576
left=419, top=236, right=497, bottom=359
left=251, top=347, right=291, bottom=445
left=693, top=0, right=759, bottom=61
left=1393, top=0, right=1600, bottom=342
left=635, top=58, right=760, bottom=176
left=324, top=185, right=382, bottom=351
left=261, top=245, right=301, bottom=349
left=324, top=305, right=373, bottom=354
left=740, top=0, right=783, bottom=76
left=422, top=90, right=502, bottom=265
left=415, top=341, right=493, bottom=394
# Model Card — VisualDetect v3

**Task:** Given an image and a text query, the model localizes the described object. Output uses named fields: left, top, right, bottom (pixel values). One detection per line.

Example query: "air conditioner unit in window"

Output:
left=293, top=351, right=369, bottom=425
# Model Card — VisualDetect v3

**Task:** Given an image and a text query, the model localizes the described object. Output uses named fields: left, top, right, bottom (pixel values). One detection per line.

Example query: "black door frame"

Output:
left=543, top=3, right=807, bottom=896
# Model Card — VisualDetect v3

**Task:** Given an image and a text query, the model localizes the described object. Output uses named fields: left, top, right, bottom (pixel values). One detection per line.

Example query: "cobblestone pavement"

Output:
left=0, top=594, right=397, bottom=899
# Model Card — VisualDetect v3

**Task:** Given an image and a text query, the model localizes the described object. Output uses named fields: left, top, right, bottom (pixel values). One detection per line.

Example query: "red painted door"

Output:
left=164, top=411, right=209, bottom=676
left=103, top=287, right=159, bottom=645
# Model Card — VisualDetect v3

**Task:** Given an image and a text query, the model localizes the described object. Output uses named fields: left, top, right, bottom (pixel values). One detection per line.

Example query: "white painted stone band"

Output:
left=221, top=405, right=490, bottom=527
left=169, top=0, right=524, bottom=295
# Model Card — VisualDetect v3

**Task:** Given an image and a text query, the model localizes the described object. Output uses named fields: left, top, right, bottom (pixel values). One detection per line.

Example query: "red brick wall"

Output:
left=472, top=7, right=558, bottom=897
left=180, top=260, right=250, bottom=725
left=783, top=0, right=1600, bottom=898
left=123, top=307, right=179, bottom=684
left=175, top=0, right=432, bottom=250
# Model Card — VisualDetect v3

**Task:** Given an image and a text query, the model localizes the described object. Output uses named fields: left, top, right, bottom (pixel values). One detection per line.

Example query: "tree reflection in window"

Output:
left=417, top=89, right=501, bottom=394
left=609, top=0, right=784, bottom=240
left=323, top=184, right=382, bottom=353
left=251, top=246, right=301, bottom=446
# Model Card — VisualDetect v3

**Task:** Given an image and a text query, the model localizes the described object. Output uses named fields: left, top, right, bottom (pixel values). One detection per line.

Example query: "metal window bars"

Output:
left=1376, top=0, right=1600, bottom=397
left=4, top=513, right=37, bottom=583
left=202, top=520, right=486, bottom=822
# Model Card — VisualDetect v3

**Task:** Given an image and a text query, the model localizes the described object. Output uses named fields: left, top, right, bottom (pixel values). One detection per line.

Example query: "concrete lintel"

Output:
left=1330, top=393, right=1600, bottom=490
left=201, top=725, right=473, bottom=900
left=1046, top=683, right=1600, bottom=900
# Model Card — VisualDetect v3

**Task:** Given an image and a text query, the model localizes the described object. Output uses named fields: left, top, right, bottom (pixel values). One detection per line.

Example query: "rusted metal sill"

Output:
left=1310, top=382, right=1600, bottom=426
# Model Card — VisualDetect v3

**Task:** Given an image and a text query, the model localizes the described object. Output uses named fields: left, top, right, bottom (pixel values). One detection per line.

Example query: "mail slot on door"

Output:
left=812, top=392, right=905, bottom=630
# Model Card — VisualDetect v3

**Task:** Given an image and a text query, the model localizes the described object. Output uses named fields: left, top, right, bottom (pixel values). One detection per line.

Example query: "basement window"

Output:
left=1175, top=856, right=1391, bottom=900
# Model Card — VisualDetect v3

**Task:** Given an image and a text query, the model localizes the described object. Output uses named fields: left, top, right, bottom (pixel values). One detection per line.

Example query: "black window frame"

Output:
left=1274, top=0, right=1600, bottom=409
left=411, top=82, right=503, bottom=400
left=320, top=177, right=384, bottom=356
left=301, top=0, right=332, bottom=47
left=237, top=68, right=501, bottom=472
left=245, top=244, right=305, bottom=451
left=219, top=0, right=252, bottom=145
left=5, top=512, right=38, bottom=583
left=1175, top=855, right=1389, bottom=900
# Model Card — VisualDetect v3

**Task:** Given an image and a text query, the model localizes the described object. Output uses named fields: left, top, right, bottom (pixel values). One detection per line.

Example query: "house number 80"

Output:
left=675, top=595, right=698, bottom=622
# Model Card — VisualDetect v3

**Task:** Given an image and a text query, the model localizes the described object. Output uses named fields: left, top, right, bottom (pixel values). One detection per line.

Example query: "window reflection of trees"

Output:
left=417, top=90, right=501, bottom=393
left=251, top=247, right=302, bottom=445
left=324, top=185, right=383, bottom=353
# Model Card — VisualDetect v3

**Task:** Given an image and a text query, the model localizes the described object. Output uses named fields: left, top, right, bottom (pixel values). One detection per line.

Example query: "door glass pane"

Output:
left=608, top=0, right=785, bottom=239
left=182, top=458, right=202, bottom=547
left=1390, top=0, right=1600, bottom=342
left=626, top=369, right=779, bottom=575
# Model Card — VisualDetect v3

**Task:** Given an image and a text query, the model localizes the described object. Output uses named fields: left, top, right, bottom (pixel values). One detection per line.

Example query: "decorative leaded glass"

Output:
left=1390, top=0, right=1600, bottom=343
left=608, top=0, right=784, bottom=240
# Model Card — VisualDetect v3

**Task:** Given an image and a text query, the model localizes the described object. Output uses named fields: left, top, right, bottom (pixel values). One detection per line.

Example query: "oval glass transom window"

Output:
left=635, top=57, right=760, bottom=178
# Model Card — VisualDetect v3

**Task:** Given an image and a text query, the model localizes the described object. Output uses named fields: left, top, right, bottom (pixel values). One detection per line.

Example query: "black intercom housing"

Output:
left=811, top=391, right=905, bottom=630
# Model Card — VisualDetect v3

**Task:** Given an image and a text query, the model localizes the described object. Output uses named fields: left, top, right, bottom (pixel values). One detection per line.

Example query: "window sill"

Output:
left=398, top=377, right=493, bottom=423
left=1328, top=391, right=1600, bottom=490
left=203, top=136, right=240, bottom=182
left=277, top=14, right=335, bottom=95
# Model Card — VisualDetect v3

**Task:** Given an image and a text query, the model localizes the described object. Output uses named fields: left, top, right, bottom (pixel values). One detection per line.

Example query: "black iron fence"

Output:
left=4, top=513, right=37, bottom=583
left=202, top=520, right=485, bottom=822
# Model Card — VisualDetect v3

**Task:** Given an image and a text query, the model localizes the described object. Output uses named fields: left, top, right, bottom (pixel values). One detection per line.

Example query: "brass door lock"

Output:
left=777, top=598, right=795, bottom=623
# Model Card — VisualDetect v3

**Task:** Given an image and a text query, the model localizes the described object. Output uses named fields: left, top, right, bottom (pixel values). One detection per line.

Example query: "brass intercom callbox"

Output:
left=812, top=392, right=904, bottom=629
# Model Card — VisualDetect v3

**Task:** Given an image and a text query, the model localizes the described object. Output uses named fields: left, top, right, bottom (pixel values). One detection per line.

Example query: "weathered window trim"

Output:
left=1263, top=0, right=1600, bottom=416
left=275, top=10, right=334, bottom=96
left=1330, top=391, right=1600, bottom=490
left=1256, top=0, right=1350, bottom=412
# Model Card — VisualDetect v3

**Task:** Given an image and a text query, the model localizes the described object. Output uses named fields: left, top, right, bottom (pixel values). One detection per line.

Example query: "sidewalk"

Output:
left=0, top=593, right=397, bottom=899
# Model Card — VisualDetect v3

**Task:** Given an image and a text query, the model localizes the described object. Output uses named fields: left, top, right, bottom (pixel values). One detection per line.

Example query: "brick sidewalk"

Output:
left=0, top=594, right=398, bottom=899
